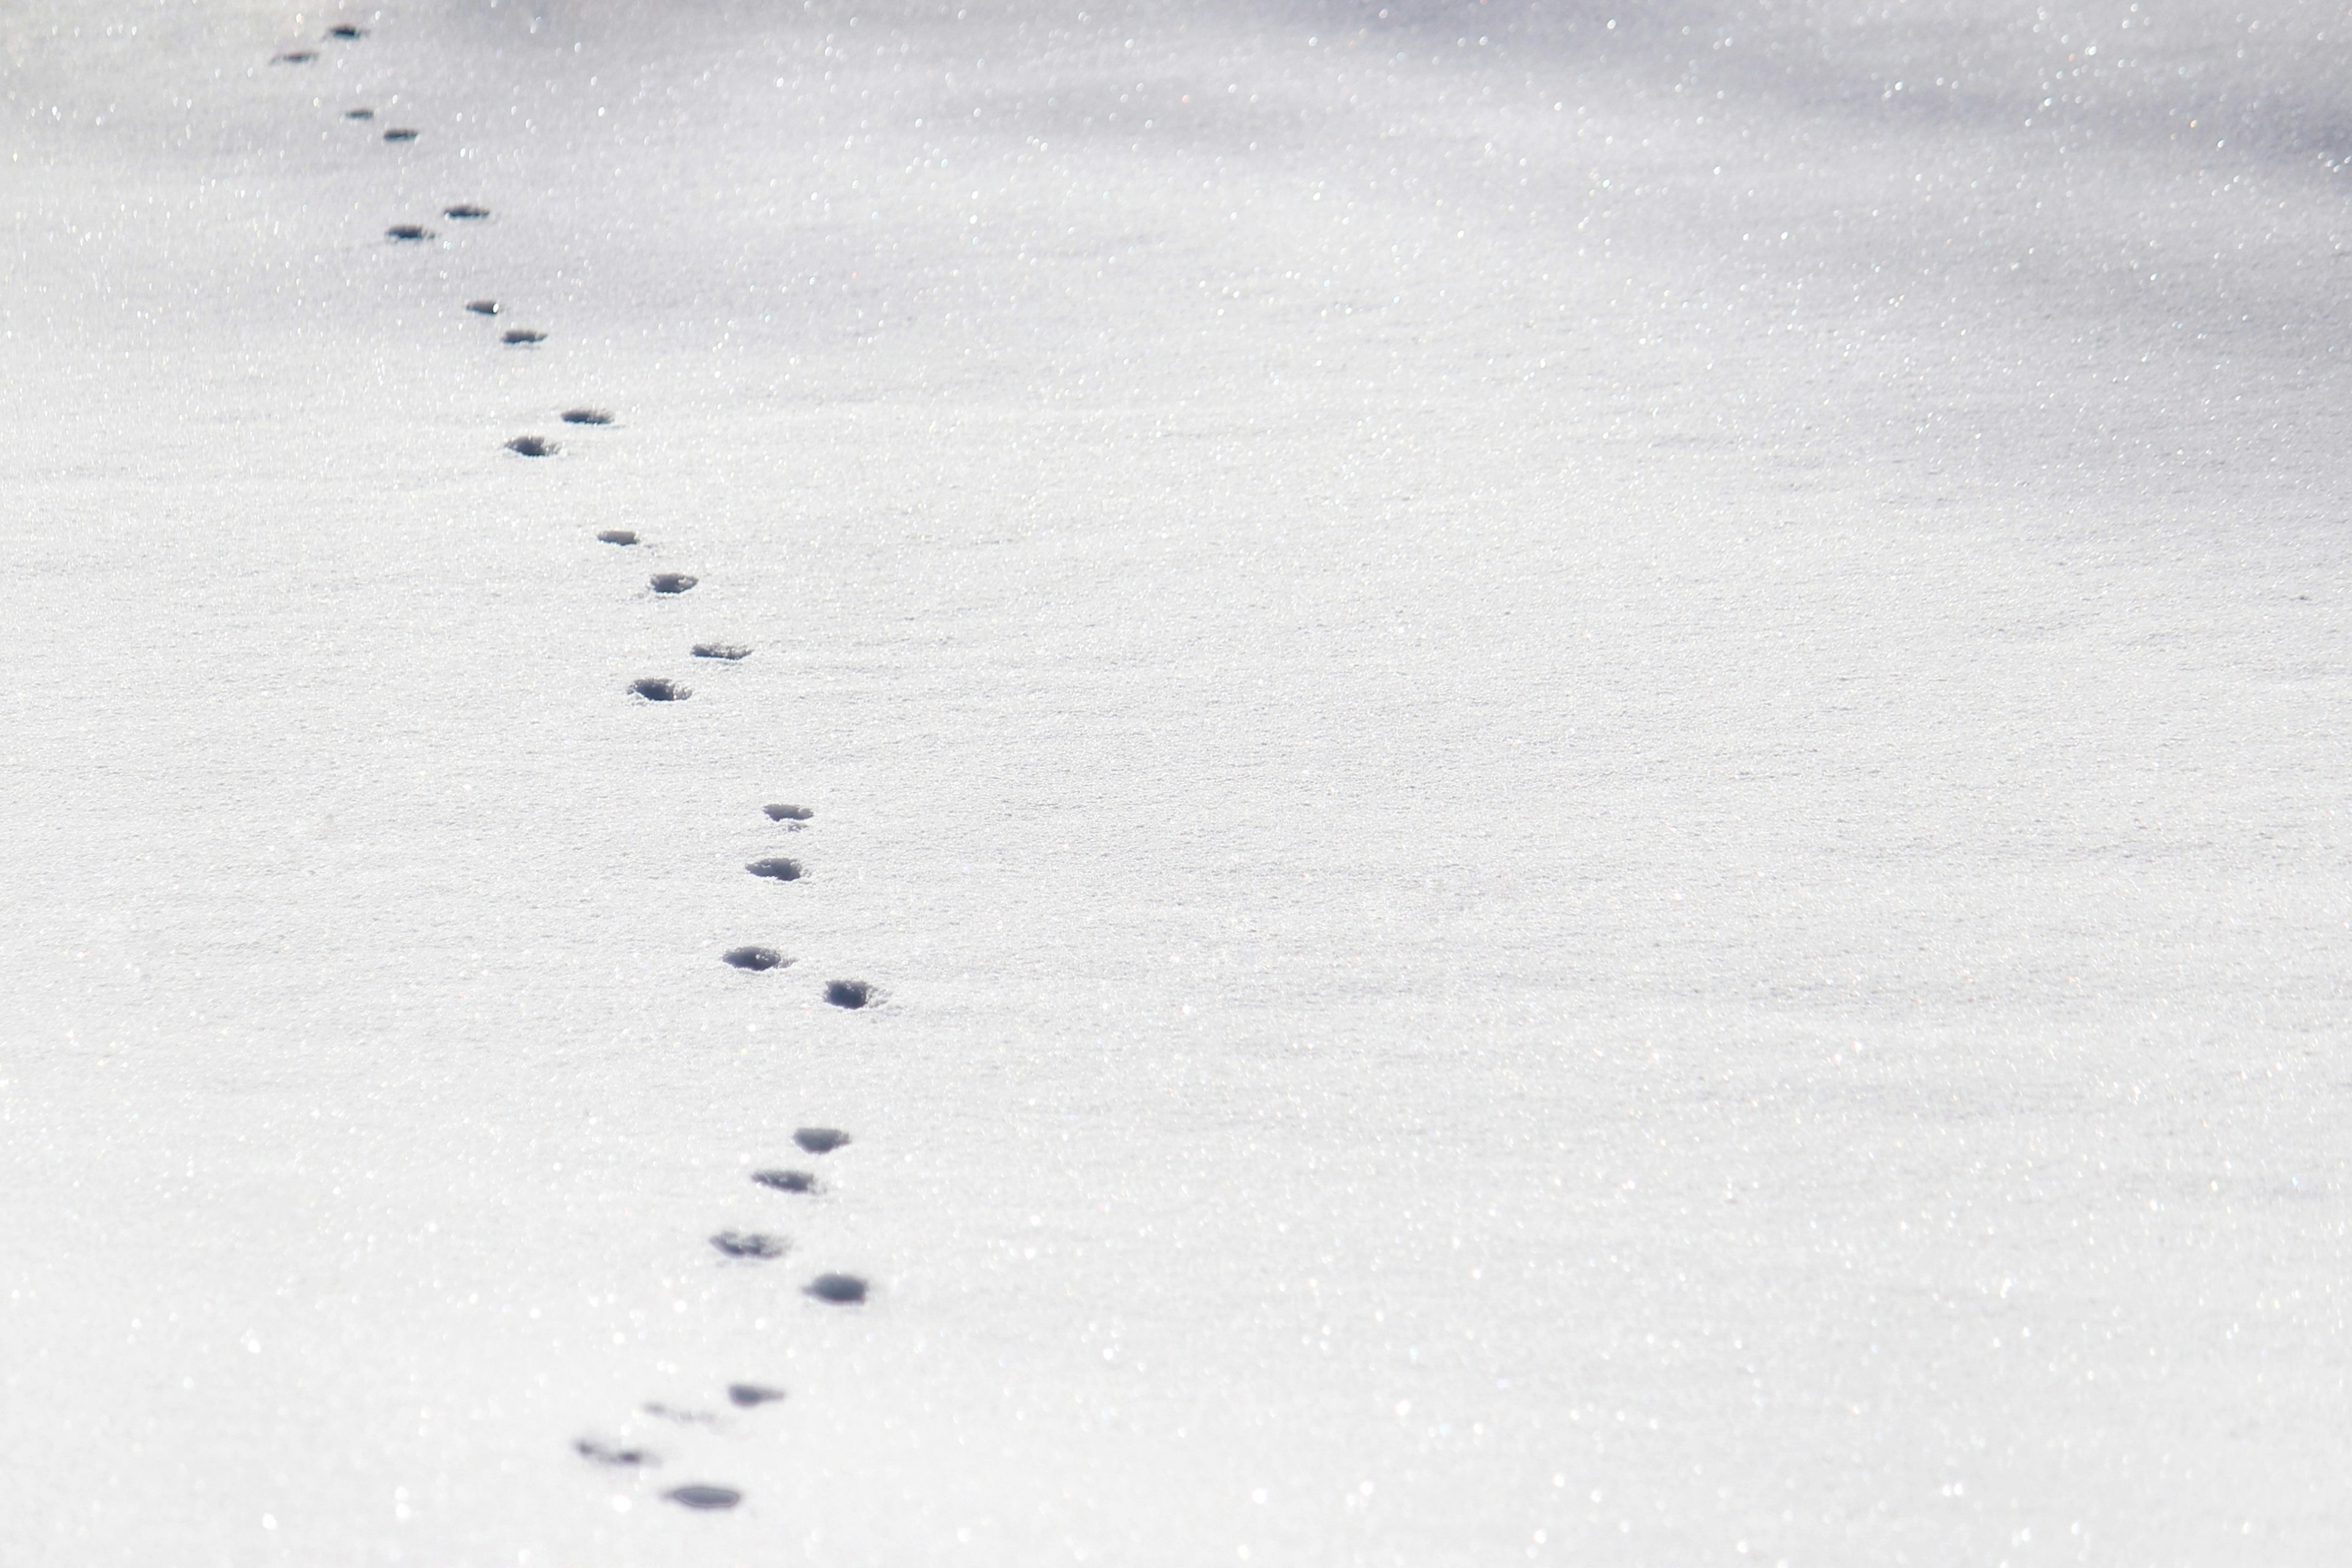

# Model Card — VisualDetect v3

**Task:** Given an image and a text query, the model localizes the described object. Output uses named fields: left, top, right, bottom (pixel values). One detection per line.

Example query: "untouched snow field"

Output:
left=4, top=0, right=2350, bottom=1561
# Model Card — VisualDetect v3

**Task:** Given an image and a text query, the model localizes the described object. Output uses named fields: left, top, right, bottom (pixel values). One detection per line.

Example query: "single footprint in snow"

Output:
left=824, top=980, right=874, bottom=1010
left=326, top=23, right=367, bottom=39
left=385, top=224, right=434, bottom=242
left=666, top=1485, right=742, bottom=1511
left=745, top=858, right=803, bottom=882
left=643, top=1403, right=718, bottom=1427
left=710, top=1231, right=789, bottom=1261
left=562, top=408, right=612, bottom=425
left=344, top=107, right=374, bottom=120
left=506, top=435, right=556, bottom=457
left=804, top=1273, right=868, bottom=1305
left=693, top=643, right=752, bottom=661
left=444, top=203, right=491, bottom=220
left=597, top=529, right=639, bottom=546
left=728, top=1384, right=785, bottom=1408
left=649, top=573, right=697, bottom=595
left=382, top=127, right=419, bottom=143
left=752, top=1170, right=819, bottom=1194
left=466, top=298, right=500, bottom=315
left=575, top=1439, right=657, bottom=1468
left=502, top=328, right=547, bottom=345
left=273, top=49, right=317, bottom=63
left=764, top=804, right=813, bottom=826
left=793, top=1128, right=850, bottom=1155
left=722, top=946, right=786, bottom=971
left=631, top=677, right=690, bottom=702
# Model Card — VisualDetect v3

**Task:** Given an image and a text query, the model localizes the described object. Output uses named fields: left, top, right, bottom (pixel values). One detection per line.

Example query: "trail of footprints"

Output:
left=277, top=17, right=878, bottom=1518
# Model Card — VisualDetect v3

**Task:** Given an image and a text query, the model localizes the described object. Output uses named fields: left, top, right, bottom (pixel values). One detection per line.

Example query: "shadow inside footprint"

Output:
left=344, top=107, right=374, bottom=119
left=596, top=529, right=639, bottom=546
left=575, top=1439, right=656, bottom=1468
left=710, top=1231, right=789, bottom=1261
left=752, top=1170, right=818, bottom=1194
left=722, top=946, right=785, bottom=971
left=466, top=299, right=499, bottom=315
left=502, top=328, right=546, bottom=345
left=666, top=1485, right=742, bottom=1511
left=805, top=1273, right=869, bottom=1305
left=562, top=407, right=612, bottom=425
left=745, top=858, right=803, bottom=882
left=382, top=128, right=418, bottom=142
left=764, top=804, right=815, bottom=823
left=505, top=435, right=556, bottom=457
left=385, top=224, right=432, bottom=242
left=693, top=643, right=752, bottom=661
left=631, top=677, right=690, bottom=702
left=444, top=203, right=490, bottom=220
left=824, top=980, right=873, bottom=1010
left=728, top=1384, right=786, bottom=1408
left=649, top=573, right=697, bottom=595
left=327, top=24, right=367, bottom=39
left=793, top=1128, right=850, bottom=1155
left=273, top=49, right=317, bottom=63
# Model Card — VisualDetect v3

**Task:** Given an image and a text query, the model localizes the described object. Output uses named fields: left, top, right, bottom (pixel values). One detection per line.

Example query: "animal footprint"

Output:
left=728, top=1384, right=785, bottom=1408
left=710, top=1231, right=788, bottom=1261
left=693, top=643, right=752, bottom=661
left=722, top=946, right=785, bottom=971
left=631, top=677, right=690, bottom=701
left=444, top=204, right=491, bottom=220
left=666, top=1485, right=742, bottom=1511
left=764, top=804, right=813, bottom=826
left=382, top=127, right=419, bottom=143
left=273, top=49, right=317, bottom=63
left=466, top=299, right=500, bottom=315
left=597, top=529, right=639, bottom=546
left=562, top=408, right=613, bottom=425
left=649, top=573, right=697, bottom=595
left=805, top=1273, right=868, bottom=1305
left=326, top=23, right=367, bottom=39
left=752, top=1170, right=819, bottom=1194
left=385, top=224, right=434, bottom=242
left=575, top=1439, right=657, bottom=1468
left=745, top=858, right=802, bottom=882
left=793, top=1128, right=850, bottom=1155
left=824, top=980, right=874, bottom=1010
left=506, top=435, right=556, bottom=457
left=502, top=328, right=546, bottom=345
left=344, top=108, right=374, bottom=120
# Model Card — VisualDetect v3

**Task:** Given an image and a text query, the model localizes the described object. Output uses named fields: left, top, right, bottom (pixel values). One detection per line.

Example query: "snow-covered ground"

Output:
left=4, top=0, right=2348, bottom=1561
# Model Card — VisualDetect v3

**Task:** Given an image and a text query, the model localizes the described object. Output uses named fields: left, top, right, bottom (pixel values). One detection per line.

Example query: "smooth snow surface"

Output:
left=4, top=0, right=2350, bottom=1562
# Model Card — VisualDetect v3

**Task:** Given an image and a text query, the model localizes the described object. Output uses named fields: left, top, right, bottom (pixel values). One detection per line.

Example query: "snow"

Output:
left=2, top=0, right=2347, bottom=1561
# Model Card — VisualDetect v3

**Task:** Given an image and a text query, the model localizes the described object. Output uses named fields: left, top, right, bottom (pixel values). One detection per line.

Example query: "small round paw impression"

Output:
left=385, top=224, right=432, bottom=241
left=805, top=1273, right=868, bottom=1305
left=505, top=435, right=556, bottom=457
left=693, top=643, right=752, bottom=661
left=382, top=127, right=419, bottom=142
left=745, top=858, right=803, bottom=882
left=326, top=24, right=367, bottom=39
left=631, top=677, right=690, bottom=702
left=502, top=328, right=546, bottom=345
left=722, top=945, right=786, bottom=971
left=561, top=407, right=612, bottom=425
left=443, top=203, right=490, bottom=219
left=465, top=298, right=499, bottom=315
left=597, top=529, right=639, bottom=546
left=752, top=1169, right=818, bottom=1194
left=666, top=1485, right=742, bottom=1510
left=824, top=980, right=873, bottom=1010
left=710, top=1231, right=789, bottom=1261
left=649, top=573, right=697, bottom=595
left=793, top=1128, right=850, bottom=1155
left=764, top=804, right=814, bottom=822
left=728, top=1383, right=786, bottom=1408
